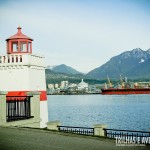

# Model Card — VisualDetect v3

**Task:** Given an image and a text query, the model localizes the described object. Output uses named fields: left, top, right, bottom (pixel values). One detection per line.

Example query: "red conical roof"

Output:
left=6, top=26, right=33, bottom=41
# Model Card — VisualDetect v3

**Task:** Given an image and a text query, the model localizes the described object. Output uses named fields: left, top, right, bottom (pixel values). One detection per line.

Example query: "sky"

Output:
left=0, top=0, right=150, bottom=73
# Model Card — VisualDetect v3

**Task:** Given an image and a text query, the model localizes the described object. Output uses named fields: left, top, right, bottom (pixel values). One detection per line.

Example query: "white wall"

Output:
left=0, top=66, right=30, bottom=91
left=40, top=101, right=48, bottom=128
left=0, top=53, right=48, bottom=128
left=0, top=54, right=46, bottom=91
left=29, top=67, right=46, bottom=91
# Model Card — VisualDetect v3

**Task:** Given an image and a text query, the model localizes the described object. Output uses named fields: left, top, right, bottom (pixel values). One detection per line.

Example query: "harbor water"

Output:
left=48, top=95, right=150, bottom=131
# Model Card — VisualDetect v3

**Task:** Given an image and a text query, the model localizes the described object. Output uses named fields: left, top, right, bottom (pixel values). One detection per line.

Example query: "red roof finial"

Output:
left=6, top=26, right=33, bottom=41
left=17, top=26, right=22, bottom=33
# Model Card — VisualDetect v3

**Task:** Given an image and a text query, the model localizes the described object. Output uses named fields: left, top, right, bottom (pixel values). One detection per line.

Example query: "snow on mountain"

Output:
left=86, top=48, right=150, bottom=79
left=139, top=59, right=145, bottom=63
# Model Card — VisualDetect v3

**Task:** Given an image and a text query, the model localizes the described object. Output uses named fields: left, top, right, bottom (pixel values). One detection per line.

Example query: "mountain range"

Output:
left=46, top=48, right=150, bottom=82
left=86, top=48, right=150, bottom=79
left=47, top=64, right=82, bottom=75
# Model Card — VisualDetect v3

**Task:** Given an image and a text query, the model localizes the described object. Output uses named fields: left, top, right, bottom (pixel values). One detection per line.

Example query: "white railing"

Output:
left=0, top=54, right=45, bottom=67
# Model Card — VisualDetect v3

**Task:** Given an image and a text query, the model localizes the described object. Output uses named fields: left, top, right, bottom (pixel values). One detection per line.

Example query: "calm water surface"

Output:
left=48, top=95, right=150, bottom=131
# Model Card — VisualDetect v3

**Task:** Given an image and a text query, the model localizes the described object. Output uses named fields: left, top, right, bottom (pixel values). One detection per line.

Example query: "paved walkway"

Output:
left=0, top=126, right=149, bottom=150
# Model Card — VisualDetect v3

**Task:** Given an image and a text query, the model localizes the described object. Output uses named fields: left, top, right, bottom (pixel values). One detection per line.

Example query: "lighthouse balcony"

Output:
left=0, top=54, right=45, bottom=67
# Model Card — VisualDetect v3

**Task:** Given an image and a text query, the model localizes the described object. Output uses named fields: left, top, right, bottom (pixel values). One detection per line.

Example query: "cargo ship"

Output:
left=101, top=88, right=150, bottom=95
left=101, top=76, right=150, bottom=95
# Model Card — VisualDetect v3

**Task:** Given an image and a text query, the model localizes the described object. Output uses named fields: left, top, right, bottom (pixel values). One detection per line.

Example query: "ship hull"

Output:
left=101, top=88, right=150, bottom=95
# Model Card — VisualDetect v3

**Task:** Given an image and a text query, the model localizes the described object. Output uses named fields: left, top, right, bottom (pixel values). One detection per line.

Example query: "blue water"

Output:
left=48, top=95, right=150, bottom=131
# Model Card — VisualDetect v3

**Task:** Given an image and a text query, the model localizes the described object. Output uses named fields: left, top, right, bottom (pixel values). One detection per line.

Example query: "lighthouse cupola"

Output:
left=6, top=27, right=33, bottom=54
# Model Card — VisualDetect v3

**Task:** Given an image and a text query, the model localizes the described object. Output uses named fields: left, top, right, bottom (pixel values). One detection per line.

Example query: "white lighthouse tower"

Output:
left=0, top=27, right=48, bottom=128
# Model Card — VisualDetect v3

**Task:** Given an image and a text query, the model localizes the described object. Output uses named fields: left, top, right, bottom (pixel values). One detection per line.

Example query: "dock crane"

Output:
left=107, top=75, right=112, bottom=88
left=120, top=74, right=124, bottom=88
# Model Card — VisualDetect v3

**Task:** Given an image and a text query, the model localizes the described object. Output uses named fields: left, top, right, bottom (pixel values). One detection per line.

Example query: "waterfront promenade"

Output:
left=0, top=126, right=149, bottom=150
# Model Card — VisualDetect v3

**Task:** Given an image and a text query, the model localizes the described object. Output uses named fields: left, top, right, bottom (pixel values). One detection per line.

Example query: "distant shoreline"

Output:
left=47, top=93, right=100, bottom=95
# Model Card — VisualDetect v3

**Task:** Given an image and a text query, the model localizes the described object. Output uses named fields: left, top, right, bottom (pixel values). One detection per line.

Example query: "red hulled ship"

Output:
left=101, top=88, right=150, bottom=95
left=101, top=76, right=150, bottom=95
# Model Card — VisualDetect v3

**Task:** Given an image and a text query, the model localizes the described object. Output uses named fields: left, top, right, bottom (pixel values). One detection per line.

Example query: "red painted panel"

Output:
left=7, top=91, right=47, bottom=101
